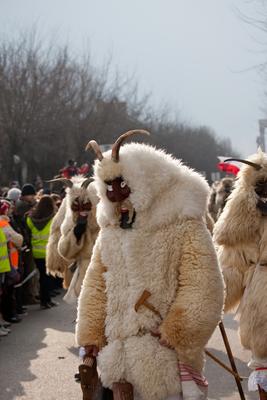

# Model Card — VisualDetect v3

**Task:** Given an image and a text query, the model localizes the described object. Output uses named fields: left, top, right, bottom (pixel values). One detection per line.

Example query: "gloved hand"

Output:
left=150, top=326, right=173, bottom=349
left=73, top=215, right=88, bottom=241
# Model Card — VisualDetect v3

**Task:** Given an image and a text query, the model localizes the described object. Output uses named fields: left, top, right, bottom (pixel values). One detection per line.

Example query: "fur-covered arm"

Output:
left=58, top=217, right=87, bottom=261
left=46, top=199, right=69, bottom=276
left=223, top=266, right=244, bottom=312
left=159, top=219, right=224, bottom=370
left=216, top=246, right=246, bottom=312
left=3, top=224, right=23, bottom=248
left=75, top=238, right=107, bottom=349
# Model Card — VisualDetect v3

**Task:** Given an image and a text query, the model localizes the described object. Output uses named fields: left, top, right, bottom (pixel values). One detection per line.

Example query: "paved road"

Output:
left=0, top=294, right=258, bottom=400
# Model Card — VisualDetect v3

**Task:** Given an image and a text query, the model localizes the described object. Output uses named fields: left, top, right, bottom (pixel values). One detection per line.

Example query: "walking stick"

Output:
left=205, top=321, right=246, bottom=400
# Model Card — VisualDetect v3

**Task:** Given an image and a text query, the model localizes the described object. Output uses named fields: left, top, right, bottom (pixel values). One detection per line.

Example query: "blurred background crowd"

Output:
left=0, top=165, right=75, bottom=336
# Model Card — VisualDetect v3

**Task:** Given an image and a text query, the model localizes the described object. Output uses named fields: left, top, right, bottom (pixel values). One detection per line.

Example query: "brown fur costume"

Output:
left=214, top=150, right=267, bottom=359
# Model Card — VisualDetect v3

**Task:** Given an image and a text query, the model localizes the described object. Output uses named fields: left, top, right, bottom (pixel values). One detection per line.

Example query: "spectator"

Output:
left=16, top=184, right=37, bottom=217
left=78, top=163, right=90, bottom=176
left=7, top=187, right=22, bottom=204
left=26, top=196, right=57, bottom=309
left=59, top=159, right=79, bottom=179
left=0, top=223, right=11, bottom=336
left=0, top=200, right=23, bottom=323
left=50, top=193, right=62, bottom=209
left=9, top=181, right=20, bottom=189
left=13, top=183, right=38, bottom=305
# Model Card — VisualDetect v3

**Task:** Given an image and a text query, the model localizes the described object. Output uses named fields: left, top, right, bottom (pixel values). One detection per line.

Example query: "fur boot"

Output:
left=112, top=382, right=134, bottom=400
left=79, top=358, right=101, bottom=400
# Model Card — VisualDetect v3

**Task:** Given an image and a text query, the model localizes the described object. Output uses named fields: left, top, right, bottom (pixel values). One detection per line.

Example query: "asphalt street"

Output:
left=0, top=293, right=258, bottom=400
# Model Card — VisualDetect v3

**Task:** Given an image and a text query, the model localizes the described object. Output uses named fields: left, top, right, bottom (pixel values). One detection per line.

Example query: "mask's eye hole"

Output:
left=107, top=184, right=113, bottom=192
left=120, top=181, right=127, bottom=189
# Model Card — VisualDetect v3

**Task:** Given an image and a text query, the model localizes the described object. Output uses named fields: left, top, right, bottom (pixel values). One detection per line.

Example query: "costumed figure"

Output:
left=208, top=180, right=220, bottom=222
left=208, top=177, right=234, bottom=223
left=76, top=130, right=224, bottom=400
left=213, top=150, right=267, bottom=399
left=214, top=177, right=234, bottom=220
left=56, top=176, right=99, bottom=304
left=46, top=175, right=100, bottom=389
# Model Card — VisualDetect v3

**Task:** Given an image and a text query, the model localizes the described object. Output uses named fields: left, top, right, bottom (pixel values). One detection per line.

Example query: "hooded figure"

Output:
left=57, top=176, right=99, bottom=302
left=213, top=150, right=267, bottom=399
left=208, top=180, right=220, bottom=222
left=76, top=130, right=224, bottom=400
left=208, top=177, right=234, bottom=223
left=214, top=177, right=234, bottom=219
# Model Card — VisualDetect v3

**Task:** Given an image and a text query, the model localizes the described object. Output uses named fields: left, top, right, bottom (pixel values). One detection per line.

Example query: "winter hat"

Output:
left=7, top=188, right=22, bottom=203
left=21, top=184, right=36, bottom=196
left=0, top=199, right=11, bottom=215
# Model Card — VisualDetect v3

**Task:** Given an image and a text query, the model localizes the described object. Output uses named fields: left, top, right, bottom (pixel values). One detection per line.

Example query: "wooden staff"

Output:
left=205, top=321, right=246, bottom=400
left=135, top=291, right=246, bottom=399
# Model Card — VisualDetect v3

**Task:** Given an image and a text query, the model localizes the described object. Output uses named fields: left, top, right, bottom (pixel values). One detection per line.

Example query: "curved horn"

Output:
left=224, top=158, right=262, bottom=171
left=111, top=129, right=150, bottom=162
left=46, top=178, right=73, bottom=188
left=81, top=177, right=94, bottom=189
left=85, top=140, right=103, bottom=161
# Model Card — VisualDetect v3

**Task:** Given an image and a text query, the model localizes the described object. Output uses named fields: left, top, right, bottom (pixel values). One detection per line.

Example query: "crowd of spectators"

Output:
left=0, top=181, right=65, bottom=337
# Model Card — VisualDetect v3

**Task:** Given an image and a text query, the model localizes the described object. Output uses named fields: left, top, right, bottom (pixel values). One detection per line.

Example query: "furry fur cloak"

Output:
left=213, top=150, right=267, bottom=360
left=76, top=141, right=224, bottom=400
left=57, top=177, right=99, bottom=299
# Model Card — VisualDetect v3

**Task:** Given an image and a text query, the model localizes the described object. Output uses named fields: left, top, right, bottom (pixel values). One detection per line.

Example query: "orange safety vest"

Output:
left=0, top=220, right=19, bottom=269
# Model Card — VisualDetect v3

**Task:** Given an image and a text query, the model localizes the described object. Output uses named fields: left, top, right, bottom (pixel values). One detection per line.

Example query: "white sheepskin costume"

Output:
left=76, top=141, right=224, bottom=400
left=57, top=176, right=99, bottom=300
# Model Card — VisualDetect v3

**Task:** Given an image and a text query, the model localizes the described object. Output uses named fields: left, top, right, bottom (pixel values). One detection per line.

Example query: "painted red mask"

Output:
left=71, top=198, right=92, bottom=212
left=105, top=177, right=131, bottom=203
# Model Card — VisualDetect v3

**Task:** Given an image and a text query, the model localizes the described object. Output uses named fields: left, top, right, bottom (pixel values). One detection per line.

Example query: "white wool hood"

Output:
left=93, top=142, right=210, bottom=229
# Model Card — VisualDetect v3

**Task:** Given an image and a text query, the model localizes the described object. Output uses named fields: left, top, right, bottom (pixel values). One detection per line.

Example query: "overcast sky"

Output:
left=1, top=0, right=267, bottom=157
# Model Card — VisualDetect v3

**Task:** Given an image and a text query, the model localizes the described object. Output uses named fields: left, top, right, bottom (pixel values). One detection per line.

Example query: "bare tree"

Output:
left=0, top=30, right=238, bottom=186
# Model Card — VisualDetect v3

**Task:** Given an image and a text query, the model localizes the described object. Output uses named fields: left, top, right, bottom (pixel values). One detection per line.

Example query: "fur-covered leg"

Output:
left=112, top=382, right=134, bottom=400
left=79, top=358, right=101, bottom=400
left=258, top=385, right=267, bottom=400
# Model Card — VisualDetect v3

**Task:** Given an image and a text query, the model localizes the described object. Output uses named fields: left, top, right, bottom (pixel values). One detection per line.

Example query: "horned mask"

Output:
left=86, top=130, right=150, bottom=229
left=214, top=149, right=267, bottom=246
left=47, top=176, right=95, bottom=217
left=224, top=152, right=267, bottom=215
left=86, top=129, right=211, bottom=232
